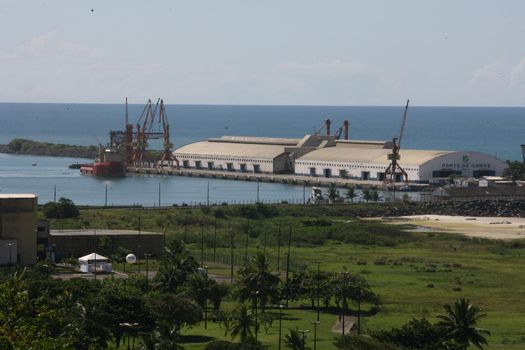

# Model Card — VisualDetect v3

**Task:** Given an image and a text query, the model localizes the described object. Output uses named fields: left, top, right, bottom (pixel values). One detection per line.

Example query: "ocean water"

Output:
left=0, top=103, right=524, bottom=205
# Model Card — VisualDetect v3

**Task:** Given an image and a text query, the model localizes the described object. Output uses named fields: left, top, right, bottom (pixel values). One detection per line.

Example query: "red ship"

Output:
left=80, top=148, right=126, bottom=178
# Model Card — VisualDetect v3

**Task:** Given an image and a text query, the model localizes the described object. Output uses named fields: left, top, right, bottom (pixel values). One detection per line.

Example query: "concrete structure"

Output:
left=50, top=229, right=165, bottom=259
left=0, top=194, right=37, bottom=265
left=174, top=135, right=507, bottom=183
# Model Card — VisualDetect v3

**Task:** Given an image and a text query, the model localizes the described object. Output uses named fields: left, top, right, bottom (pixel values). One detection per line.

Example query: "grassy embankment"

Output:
left=46, top=203, right=525, bottom=349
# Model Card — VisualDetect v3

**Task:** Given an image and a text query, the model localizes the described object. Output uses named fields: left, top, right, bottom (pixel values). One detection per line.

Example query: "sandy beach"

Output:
left=370, top=215, right=525, bottom=240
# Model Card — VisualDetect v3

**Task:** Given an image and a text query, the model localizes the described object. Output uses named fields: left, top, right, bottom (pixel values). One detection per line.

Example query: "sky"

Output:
left=0, top=0, right=524, bottom=106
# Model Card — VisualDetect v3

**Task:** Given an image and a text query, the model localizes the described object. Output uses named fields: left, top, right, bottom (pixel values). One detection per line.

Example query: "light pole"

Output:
left=311, top=320, right=320, bottom=350
left=230, top=228, right=234, bottom=284
left=278, top=304, right=284, bottom=350
left=299, top=329, right=310, bottom=350
left=342, top=271, right=349, bottom=336
left=7, top=243, right=12, bottom=266
left=315, top=261, right=322, bottom=321
left=144, top=253, right=151, bottom=281
left=204, top=266, right=209, bottom=329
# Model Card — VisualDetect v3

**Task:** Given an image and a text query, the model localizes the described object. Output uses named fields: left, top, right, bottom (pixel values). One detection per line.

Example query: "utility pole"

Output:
left=105, top=184, right=108, bottom=207
left=285, top=225, right=292, bottom=307
left=256, top=179, right=260, bottom=203
left=207, top=181, right=210, bottom=206
left=138, top=212, right=142, bottom=273
left=316, top=261, right=321, bottom=321
left=201, top=225, right=205, bottom=267
left=93, top=229, right=97, bottom=280
left=213, top=218, right=217, bottom=262
left=230, top=228, right=234, bottom=284
left=311, top=321, right=320, bottom=350
left=54, top=185, right=57, bottom=203
left=244, top=230, right=249, bottom=268
left=278, top=304, right=284, bottom=350
left=277, top=224, right=281, bottom=271
left=158, top=182, right=161, bottom=207
left=303, top=183, right=306, bottom=204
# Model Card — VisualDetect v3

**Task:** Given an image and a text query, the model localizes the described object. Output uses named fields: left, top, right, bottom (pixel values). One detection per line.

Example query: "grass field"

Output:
left=48, top=203, right=525, bottom=349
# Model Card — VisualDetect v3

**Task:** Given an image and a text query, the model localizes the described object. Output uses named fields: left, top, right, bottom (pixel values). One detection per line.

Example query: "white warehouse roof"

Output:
left=174, top=140, right=287, bottom=159
left=298, top=143, right=453, bottom=166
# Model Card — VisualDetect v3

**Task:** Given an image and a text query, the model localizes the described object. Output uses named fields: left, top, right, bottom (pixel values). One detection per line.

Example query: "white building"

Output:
left=174, top=135, right=508, bottom=183
left=295, top=140, right=507, bottom=182
left=174, top=136, right=299, bottom=174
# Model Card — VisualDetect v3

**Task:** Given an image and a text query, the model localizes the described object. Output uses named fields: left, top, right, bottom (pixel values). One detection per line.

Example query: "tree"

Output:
left=334, top=334, right=400, bottom=350
left=147, top=292, right=202, bottom=334
left=436, top=298, right=490, bottom=350
left=226, top=304, right=257, bottom=343
left=236, top=252, right=281, bottom=312
left=372, top=318, right=445, bottom=350
left=327, top=184, right=339, bottom=203
left=502, top=160, right=524, bottom=182
left=154, top=240, right=198, bottom=293
left=98, top=282, right=156, bottom=347
left=209, top=283, right=231, bottom=311
left=186, top=272, right=216, bottom=311
left=362, top=188, right=371, bottom=203
left=346, top=186, right=356, bottom=203
left=284, top=328, right=308, bottom=350
left=331, top=272, right=379, bottom=333
left=42, top=197, right=80, bottom=219
left=370, top=189, right=380, bottom=202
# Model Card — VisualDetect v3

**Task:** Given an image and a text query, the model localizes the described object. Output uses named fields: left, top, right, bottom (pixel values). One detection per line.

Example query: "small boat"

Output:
left=31, top=163, right=37, bottom=166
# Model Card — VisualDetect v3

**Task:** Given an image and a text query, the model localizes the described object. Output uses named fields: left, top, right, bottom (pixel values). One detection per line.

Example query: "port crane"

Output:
left=131, top=99, right=179, bottom=168
left=314, top=119, right=350, bottom=140
left=383, top=100, right=410, bottom=184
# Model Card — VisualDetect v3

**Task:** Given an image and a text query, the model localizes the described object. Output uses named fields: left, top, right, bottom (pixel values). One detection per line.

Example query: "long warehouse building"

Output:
left=173, top=135, right=507, bottom=183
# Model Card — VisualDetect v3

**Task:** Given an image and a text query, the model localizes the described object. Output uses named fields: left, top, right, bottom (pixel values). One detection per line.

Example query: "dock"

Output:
left=126, top=166, right=426, bottom=189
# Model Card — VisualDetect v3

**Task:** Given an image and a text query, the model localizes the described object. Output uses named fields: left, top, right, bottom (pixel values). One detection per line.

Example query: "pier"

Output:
left=126, top=166, right=426, bottom=189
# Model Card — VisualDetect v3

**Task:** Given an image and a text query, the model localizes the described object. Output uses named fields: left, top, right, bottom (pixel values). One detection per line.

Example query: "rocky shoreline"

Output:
left=352, top=199, right=525, bottom=218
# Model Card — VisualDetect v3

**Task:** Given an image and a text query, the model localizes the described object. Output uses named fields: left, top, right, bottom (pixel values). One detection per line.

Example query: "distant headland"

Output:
left=0, top=138, right=97, bottom=159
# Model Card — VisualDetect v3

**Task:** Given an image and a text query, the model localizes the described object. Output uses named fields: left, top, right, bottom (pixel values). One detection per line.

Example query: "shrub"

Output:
left=42, top=197, right=79, bottom=219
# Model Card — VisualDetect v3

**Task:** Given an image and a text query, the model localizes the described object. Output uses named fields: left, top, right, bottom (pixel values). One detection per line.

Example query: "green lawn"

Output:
left=52, top=204, right=525, bottom=349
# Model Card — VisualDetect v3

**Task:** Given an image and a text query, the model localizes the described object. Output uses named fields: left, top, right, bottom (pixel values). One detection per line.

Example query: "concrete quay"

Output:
left=126, top=166, right=425, bottom=189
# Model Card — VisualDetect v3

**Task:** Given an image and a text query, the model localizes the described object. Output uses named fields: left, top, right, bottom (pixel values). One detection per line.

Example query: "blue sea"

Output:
left=0, top=103, right=524, bottom=205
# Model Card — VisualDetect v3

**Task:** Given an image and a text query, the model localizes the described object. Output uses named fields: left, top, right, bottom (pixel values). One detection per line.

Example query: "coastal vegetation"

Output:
left=0, top=138, right=98, bottom=159
left=32, top=202, right=525, bottom=349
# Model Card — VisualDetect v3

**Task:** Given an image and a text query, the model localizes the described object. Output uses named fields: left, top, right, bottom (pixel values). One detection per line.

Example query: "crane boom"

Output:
left=397, top=99, right=409, bottom=148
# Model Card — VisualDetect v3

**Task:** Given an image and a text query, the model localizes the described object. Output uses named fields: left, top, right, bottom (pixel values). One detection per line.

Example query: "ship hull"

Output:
left=80, top=161, right=126, bottom=178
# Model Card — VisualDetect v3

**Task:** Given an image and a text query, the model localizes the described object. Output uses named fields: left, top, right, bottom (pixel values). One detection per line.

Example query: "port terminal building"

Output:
left=173, top=135, right=507, bottom=183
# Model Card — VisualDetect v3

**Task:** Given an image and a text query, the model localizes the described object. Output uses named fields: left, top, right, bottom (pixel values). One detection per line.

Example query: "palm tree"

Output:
left=284, top=328, right=308, bottom=350
left=327, top=184, right=339, bottom=204
left=362, top=188, right=371, bottom=203
left=227, top=304, right=257, bottom=342
left=237, top=252, right=280, bottom=312
left=437, top=298, right=490, bottom=350
left=154, top=240, right=198, bottom=293
left=346, top=186, right=356, bottom=203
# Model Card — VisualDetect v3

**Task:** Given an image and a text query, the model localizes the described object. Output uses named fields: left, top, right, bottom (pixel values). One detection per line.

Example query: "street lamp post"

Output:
left=299, top=329, right=310, bottom=350
left=7, top=243, right=12, bottom=266
left=315, top=261, right=321, bottom=321
left=144, top=253, right=151, bottom=281
left=278, top=304, right=284, bottom=350
left=311, top=320, right=320, bottom=350
left=204, top=266, right=209, bottom=329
